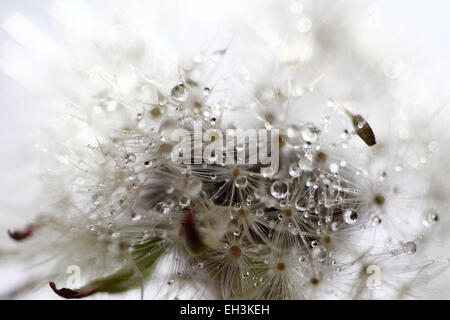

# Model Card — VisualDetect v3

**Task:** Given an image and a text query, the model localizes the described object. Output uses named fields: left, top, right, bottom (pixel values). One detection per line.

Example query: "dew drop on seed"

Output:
left=235, top=176, right=248, bottom=189
left=403, top=241, right=417, bottom=255
left=131, top=213, right=142, bottom=222
left=144, top=160, right=153, bottom=168
left=343, top=209, right=358, bottom=224
left=329, top=163, right=339, bottom=174
left=155, top=202, right=170, bottom=215
left=261, top=167, right=276, bottom=178
left=289, top=162, right=301, bottom=177
left=295, top=196, right=308, bottom=212
left=179, top=196, right=191, bottom=208
left=271, top=180, right=289, bottom=199
left=301, top=124, right=319, bottom=143
left=171, top=84, right=188, bottom=102
left=311, top=245, right=327, bottom=262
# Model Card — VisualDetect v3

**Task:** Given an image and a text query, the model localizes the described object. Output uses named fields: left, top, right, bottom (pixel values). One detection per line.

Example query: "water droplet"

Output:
left=297, top=17, right=312, bottom=33
left=329, top=163, right=339, bottom=174
left=155, top=202, right=170, bottom=215
left=371, top=216, right=382, bottom=226
left=235, top=176, right=248, bottom=189
left=295, top=196, right=308, bottom=212
left=403, top=241, right=417, bottom=255
left=301, top=124, right=319, bottom=143
left=289, top=162, right=301, bottom=177
left=179, top=196, right=191, bottom=208
left=171, top=84, right=188, bottom=102
left=343, top=209, right=358, bottom=224
left=311, top=245, right=327, bottom=262
left=131, top=213, right=142, bottom=222
left=271, top=180, right=289, bottom=199
left=261, top=167, right=276, bottom=178
left=203, top=87, right=211, bottom=96
left=423, top=209, right=439, bottom=227
left=123, top=153, right=136, bottom=165
left=256, top=209, right=265, bottom=218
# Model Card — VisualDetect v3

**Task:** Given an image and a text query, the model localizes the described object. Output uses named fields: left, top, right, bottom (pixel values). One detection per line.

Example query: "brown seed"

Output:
left=279, top=135, right=286, bottom=148
left=322, top=235, right=332, bottom=245
left=276, top=262, right=286, bottom=271
left=237, top=208, right=248, bottom=217
left=232, top=167, right=240, bottom=178
left=150, top=107, right=162, bottom=118
left=316, top=151, right=327, bottom=162
left=373, top=194, right=385, bottom=206
left=311, top=278, right=320, bottom=285
left=229, top=245, right=242, bottom=260
left=351, top=114, right=376, bottom=147
left=283, top=208, right=293, bottom=218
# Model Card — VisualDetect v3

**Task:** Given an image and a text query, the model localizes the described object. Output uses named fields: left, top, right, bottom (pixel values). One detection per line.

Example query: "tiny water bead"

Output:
left=343, top=209, right=358, bottom=225
left=301, top=124, right=319, bottom=143
left=371, top=216, right=382, bottom=226
left=403, top=241, right=417, bottom=255
left=203, top=87, right=211, bottom=96
left=235, top=176, right=248, bottom=189
left=131, top=213, right=142, bottom=222
left=297, top=17, right=312, bottom=33
left=423, top=209, right=439, bottom=227
left=289, top=162, right=301, bottom=177
left=255, top=208, right=265, bottom=218
left=270, top=180, right=289, bottom=199
left=123, top=153, right=136, bottom=165
left=155, top=202, right=170, bottom=215
left=311, top=245, right=328, bottom=262
left=179, top=196, right=191, bottom=208
left=171, top=83, right=188, bottom=102
left=295, top=196, right=308, bottom=212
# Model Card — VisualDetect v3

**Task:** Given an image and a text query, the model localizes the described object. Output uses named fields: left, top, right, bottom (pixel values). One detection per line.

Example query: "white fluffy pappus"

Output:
left=0, top=0, right=448, bottom=300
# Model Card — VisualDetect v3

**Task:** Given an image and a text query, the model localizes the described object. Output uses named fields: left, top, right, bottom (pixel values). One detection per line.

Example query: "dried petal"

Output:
left=49, top=282, right=99, bottom=299
left=7, top=226, right=34, bottom=241
left=182, top=209, right=206, bottom=255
